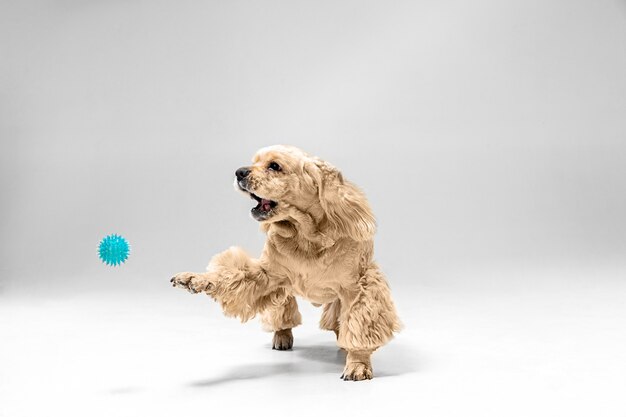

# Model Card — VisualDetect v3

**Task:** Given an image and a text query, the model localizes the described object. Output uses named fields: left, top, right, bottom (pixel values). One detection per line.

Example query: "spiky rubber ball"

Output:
left=98, top=234, right=130, bottom=266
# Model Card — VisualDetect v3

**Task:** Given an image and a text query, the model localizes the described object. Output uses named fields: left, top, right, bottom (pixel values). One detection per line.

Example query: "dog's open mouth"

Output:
left=236, top=180, right=278, bottom=221
left=250, top=192, right=277, bottom=213
left=246, top=192, right=277, bottom=221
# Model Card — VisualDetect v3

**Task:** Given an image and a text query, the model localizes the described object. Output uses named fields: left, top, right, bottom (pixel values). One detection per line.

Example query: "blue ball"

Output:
left=98, top=234, right=130, bottom=266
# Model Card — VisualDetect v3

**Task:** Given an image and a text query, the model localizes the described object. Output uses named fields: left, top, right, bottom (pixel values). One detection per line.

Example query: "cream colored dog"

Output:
left=171, top=145, right=401, bottom=381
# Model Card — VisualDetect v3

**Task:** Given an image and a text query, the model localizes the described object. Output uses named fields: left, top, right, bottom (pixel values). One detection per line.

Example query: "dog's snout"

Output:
left=235, top=167, right=251, bottom=180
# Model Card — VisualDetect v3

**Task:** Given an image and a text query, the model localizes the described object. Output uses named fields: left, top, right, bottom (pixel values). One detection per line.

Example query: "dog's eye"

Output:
left=268, top=162, right=281, bottom=172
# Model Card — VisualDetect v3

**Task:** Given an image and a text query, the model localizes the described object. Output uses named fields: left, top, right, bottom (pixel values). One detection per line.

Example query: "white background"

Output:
left=1, top=1, right=625, bottom=416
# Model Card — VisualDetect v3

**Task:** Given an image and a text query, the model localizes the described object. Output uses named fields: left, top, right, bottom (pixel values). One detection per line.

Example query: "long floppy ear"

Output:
left=303, top=158, right=376, bottom=241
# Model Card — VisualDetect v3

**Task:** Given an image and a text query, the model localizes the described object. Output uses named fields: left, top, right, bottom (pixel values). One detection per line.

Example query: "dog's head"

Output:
left=234, top=145, right=376, bottom=241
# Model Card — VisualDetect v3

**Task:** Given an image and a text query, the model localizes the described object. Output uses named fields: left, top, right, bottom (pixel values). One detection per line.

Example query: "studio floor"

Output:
left=1, top=264, right=625, bottom=417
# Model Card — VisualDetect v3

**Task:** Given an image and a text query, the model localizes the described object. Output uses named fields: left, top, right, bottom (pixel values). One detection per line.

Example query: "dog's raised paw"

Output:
left=171, top=272, right=212, bottom=294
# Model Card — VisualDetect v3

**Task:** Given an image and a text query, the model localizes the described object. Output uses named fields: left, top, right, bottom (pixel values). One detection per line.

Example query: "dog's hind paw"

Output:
left=340, top=362, right=373, bottom=381
left=341, top=351, right=374, bottom=381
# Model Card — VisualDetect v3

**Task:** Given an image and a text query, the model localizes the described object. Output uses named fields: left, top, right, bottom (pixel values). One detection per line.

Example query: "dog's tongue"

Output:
left=261, top=199, right=272, bottom=212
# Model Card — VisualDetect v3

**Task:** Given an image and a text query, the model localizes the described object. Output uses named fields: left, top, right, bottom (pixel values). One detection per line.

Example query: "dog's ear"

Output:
left=303, top=158, right=376, bottom=241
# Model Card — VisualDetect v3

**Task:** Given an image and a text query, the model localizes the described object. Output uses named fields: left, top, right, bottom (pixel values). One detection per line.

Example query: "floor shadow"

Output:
left=292, top=343, right=346, bottom=366
left=188, top=339, right=419, bottom=388
left=189, top=362, right=299, bottom=388
left=107, top=386, right=142, bottom=395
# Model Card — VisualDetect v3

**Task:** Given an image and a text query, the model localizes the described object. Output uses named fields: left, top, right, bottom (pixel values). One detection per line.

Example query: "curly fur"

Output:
left=206, top=247, right=289, bottom=322
left=171, top=145, right=401, bottom=381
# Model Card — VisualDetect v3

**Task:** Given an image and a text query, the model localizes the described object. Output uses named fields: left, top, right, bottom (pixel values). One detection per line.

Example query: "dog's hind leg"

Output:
left=260, top=295, right=302, bottom=350
left=337, top=264, right=402, bottom=381
left=319, top=299, right=341, bottom=340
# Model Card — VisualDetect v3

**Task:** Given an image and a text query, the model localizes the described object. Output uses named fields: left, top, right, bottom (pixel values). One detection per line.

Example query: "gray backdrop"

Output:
left=1, top=0, right=625, bottom=293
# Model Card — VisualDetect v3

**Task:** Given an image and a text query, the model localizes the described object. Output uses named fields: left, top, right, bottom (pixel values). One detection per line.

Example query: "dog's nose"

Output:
left=235, top=167, right=251, bottom=180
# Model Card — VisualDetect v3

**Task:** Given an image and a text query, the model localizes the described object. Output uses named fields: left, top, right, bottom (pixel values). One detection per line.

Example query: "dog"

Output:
left=171, top=145, right=401, bottom=381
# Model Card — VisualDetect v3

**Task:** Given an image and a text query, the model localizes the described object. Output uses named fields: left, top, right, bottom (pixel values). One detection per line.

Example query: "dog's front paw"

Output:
left=170, top=272, right=214, bottom=294
left=272, top=329, right=293, bottom=350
